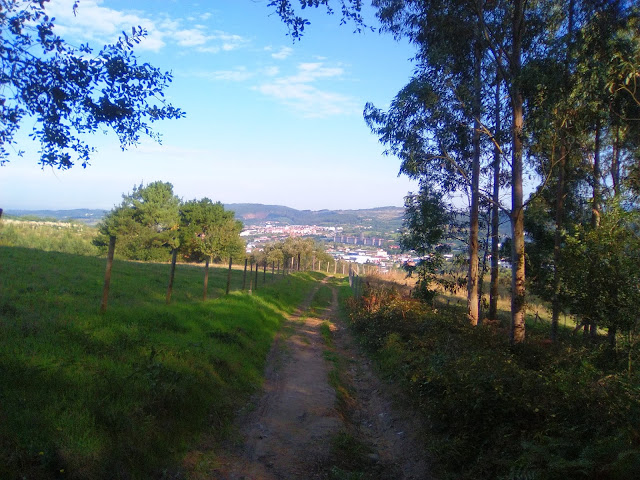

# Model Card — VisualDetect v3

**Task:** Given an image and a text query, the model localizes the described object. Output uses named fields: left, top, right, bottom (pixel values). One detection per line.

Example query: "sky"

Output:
left=0, top=0, right=421, bottom=212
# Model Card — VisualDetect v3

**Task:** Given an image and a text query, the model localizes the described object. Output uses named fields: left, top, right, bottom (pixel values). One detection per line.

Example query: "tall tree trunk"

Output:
left=510, top=0, right=526, bottom=344
left=611, top=125, right=620, bottom=196
left=467, top=28, right=482, bottom=326
left=551, top=145, right=566, bottom=342
left=551, top=0, right=574, bottom=342
left=478, top=207, right=492, bottom=321
left=592, top=118, right=602, bottom=229
left=489, top=62, right=502, bottom=322
left=590, top=118, right=602, bottom=339
left=608, top=126, right=618, bottom=348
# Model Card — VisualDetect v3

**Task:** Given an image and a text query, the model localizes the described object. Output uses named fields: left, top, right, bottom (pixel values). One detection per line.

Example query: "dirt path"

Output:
left=207, top=280, right=431, bottom=479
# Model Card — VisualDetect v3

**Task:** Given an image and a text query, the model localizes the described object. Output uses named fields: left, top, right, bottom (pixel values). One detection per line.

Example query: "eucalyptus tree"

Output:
left=523, top=1, right=640, bottom=341
left=0, top=0, right=183, bottom=168
left=374, top=0, right=564, bottom=342
left=371, top=0, right=493, bottom=325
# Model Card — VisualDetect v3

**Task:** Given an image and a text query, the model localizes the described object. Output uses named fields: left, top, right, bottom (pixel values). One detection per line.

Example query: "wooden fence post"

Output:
left=226, top=256, right=233, bottom=295
left=100, top=235, right=116, bottom=313
left=203, top=257, right=210, bottom=301
left=243, top=258, right=248, bottom=290
left=254, top=260, right=259, bottom=290
left=166, top=249, right=178, bottom=304
left=263, top=261, right=266, bottom=283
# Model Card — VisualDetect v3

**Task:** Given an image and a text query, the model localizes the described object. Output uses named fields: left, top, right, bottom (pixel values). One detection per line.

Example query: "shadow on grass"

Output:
left=0, top=247, right=322, bottom=479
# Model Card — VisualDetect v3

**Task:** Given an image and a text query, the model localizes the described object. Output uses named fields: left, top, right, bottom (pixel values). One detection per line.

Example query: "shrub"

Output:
left=346, top=285, right=640, bottom=479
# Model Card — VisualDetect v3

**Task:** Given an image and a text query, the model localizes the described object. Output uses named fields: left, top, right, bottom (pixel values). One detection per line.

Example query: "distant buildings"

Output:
left=332, top=233, right=385, bottom=247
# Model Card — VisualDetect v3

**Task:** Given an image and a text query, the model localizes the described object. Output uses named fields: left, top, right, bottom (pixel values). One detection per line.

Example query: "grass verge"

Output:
left=0, top=246, right=318, bottom=479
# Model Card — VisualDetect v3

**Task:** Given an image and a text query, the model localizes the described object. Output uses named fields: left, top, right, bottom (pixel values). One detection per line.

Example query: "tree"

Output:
left=522, top=1, right=640, bottom=341
left=399, top=184, right=451, bottom=304
left=365, top=0, right=506, bottom=326
left=562, top=202, right=640, bottom=345
left=281, top=236, right=314, bottom=271
left=96, top=181, right=181, bottom=262
left=0, top=0, right=183, bottom=168
left=179, top=199, right=244, bottom=300
left=263, top=242, right=285, bottom=271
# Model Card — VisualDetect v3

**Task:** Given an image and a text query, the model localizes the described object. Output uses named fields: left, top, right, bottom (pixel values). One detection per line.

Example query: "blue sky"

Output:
left=1, top=0, right=420, bottom=211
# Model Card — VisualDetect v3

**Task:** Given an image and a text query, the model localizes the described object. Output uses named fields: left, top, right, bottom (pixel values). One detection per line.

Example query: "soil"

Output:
left=194, top=279, right=432, bottom=479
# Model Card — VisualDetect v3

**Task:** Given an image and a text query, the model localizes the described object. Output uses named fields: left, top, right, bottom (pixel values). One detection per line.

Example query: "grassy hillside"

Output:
left=0, top=246, right=326, bottom=479
left=3, top=209, right=107, bottom=225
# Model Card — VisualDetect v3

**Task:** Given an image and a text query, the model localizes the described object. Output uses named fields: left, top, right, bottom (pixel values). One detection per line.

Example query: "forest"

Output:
left=272, top=0, right=640, bottom=345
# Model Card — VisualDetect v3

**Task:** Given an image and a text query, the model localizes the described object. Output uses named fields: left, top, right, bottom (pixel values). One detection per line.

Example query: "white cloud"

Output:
left=263, top=66, right=280, bottom=77
left=46, top=0, right=165, bottom=51
left=44, top=0, right=247, bottom=53
left=211, top=31, right=247, bottom=51
left=271, top=46, right=293, bottom=60
left=192, top=68, right=254, bottom=82
left=174, top=28, right=210, bottom=47
left=255, top=62, right=359, bottom=118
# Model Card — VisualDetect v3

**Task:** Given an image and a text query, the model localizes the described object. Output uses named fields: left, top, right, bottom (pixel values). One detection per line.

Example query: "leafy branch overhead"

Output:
left=0, top=0, right=184, bottom=169
left=267, top=0, right=368, bottom=38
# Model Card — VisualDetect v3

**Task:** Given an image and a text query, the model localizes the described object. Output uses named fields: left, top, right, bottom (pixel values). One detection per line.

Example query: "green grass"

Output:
left=0, top=246, right=319, bottom=479
left=0, top=220, right=99, bottom=256
left=308, top=285, right=334, bottom=317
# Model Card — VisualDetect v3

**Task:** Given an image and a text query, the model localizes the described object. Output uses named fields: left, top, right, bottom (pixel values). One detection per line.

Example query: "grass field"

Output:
left=0, top=246, right=324, bottom=479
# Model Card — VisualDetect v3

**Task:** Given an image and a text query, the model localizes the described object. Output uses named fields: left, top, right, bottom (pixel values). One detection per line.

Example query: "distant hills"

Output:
left=3, top=204, right=405, bottom=231
left=2, top=208, right=107, bottom=225
left=225, top=204, right=404, bottom=231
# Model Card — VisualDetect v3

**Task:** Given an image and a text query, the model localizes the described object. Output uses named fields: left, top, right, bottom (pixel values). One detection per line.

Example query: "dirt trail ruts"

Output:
left=207, top=279, right=431, bottom=479
left=330, top=287, right=431, bottom=479
left=212, top=281, right=340, bottom=479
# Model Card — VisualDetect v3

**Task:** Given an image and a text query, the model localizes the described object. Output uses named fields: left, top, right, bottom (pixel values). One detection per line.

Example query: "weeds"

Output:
left=346, top=279, right=640, bottom=480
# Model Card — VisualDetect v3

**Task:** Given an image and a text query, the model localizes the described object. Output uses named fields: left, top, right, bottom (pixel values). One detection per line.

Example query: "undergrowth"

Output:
left=346, top=280, right=640, bottom=480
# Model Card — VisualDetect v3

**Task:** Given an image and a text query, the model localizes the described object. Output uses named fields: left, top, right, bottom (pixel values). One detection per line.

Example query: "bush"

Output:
left=346, top=286, right=640, bottom=480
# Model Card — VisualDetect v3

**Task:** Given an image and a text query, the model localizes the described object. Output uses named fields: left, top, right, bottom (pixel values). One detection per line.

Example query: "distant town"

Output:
left=241, top=221, right=465, bottom=272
